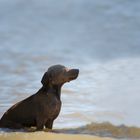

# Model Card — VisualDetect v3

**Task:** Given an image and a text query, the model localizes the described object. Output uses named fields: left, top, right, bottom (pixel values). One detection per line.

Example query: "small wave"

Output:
left=58, top=122, right=140, bottom=139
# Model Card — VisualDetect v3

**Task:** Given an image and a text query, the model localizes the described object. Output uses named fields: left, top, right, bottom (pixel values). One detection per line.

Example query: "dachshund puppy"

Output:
left=0, top=65, right=79, bottom=130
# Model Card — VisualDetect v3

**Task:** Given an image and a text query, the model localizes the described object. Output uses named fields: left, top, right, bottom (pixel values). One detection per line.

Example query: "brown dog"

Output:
left=0, top=65, right=79, bottom=130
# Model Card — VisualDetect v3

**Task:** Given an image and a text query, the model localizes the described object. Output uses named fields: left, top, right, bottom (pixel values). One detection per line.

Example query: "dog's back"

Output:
left=0, top=94, right=36, bottom=128
left=0, top=86, right=62, bottom=129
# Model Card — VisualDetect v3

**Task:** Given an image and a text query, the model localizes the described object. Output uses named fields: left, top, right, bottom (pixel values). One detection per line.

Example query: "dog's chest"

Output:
left=46, top=94, right=61, bottom=119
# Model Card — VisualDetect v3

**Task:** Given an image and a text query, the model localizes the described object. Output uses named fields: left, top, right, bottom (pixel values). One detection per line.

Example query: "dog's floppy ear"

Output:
left=41, top=72, right=49, bottom=86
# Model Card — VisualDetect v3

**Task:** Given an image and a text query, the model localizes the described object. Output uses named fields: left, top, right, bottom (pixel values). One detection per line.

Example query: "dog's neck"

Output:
left=41, top=85, right=62, bottom=100
left=51, top=85, right=62, bottom=100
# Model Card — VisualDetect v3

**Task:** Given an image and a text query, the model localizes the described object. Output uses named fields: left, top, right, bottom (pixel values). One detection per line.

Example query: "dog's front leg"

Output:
left=45, top=119, right=54, bottom=129
left=36, top=117, right=45, bottom=131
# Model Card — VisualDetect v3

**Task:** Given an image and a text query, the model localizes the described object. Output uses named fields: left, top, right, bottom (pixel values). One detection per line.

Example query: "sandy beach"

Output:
left=0, top=132, right=115, bottom=140
left=1, top=122, right=140, bottom=139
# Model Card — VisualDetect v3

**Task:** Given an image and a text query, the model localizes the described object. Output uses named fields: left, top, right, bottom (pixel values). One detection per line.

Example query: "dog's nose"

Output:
left=72, top=69, right=79, bottom=75
left=69, top=69, right=79, bottom=76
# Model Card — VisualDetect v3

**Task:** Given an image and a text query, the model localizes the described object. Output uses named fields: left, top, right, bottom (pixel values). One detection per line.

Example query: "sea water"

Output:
left=0, top=0, right=140, bottom=138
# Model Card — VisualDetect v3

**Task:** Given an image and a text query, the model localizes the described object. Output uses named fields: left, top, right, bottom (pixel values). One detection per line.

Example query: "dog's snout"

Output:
left=67, top=69, right=79, bottom=81
left=71, top=69, right=79, bottom=75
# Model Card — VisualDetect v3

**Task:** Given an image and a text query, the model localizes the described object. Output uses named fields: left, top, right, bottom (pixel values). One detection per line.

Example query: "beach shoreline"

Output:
left=0, top=131, right=116, bottom=140
left=1, top=122, right=140, bottom=139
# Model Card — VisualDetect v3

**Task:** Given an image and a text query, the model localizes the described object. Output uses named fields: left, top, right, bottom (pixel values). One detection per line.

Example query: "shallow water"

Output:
left=0, top=0, right=140, bottom=139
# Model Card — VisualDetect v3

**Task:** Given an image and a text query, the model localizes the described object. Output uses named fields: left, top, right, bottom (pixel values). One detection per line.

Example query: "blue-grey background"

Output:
left=0, top=0, right=140, bottom=128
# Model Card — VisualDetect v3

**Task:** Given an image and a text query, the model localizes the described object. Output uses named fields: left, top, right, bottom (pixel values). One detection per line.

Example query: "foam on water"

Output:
left=60, top=122, right=140, bottom=139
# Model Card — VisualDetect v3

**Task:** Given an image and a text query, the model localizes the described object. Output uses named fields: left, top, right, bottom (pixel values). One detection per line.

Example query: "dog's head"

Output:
left=41, top=65, right=79, bottom=86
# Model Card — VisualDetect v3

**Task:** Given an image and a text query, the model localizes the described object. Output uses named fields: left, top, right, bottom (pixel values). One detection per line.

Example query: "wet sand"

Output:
left=0, top=132, right=115, bottom=140
left=1, top=122, right=140, bottom=140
